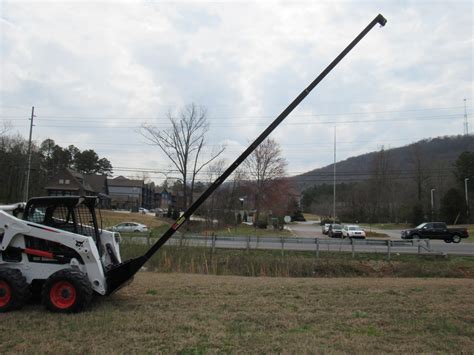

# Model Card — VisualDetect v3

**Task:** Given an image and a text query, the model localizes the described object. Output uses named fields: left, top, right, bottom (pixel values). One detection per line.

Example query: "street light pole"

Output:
left=465, top=178, right=469, bottom=222
left=430, top=188, right=436, bottom=221
left=333, top=126, right=336, bottom=223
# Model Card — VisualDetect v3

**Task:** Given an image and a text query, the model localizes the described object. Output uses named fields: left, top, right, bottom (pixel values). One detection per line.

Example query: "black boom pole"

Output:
left=105, top=14, right=387, bottom=294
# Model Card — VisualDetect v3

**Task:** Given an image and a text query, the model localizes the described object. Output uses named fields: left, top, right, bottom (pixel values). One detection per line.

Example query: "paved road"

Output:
left=286, top=221, right=474, bottom=256
left=124, top=222, right=474, bottom=256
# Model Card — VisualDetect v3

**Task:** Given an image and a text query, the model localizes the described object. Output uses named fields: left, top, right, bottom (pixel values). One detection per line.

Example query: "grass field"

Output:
left=1, top=273, right=473, bottom=353
left=100, top=210, right=291, bottom=237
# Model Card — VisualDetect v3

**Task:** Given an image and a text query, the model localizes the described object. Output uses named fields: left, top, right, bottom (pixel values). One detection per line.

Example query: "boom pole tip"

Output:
left=376, top=14, right=387, bottom=27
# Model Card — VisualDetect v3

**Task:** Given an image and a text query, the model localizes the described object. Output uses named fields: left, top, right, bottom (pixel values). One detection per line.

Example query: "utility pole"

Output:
left=333, top=126, right=336, bottom=223
left=463, top=98, right=469, bottom=135
left=24, top=106, right=35, bottom=201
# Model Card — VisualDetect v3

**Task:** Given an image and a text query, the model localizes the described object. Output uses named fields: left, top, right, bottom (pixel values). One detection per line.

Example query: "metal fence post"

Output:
left=316, top=238, right=320, bottom=258
left=246, top=235, right=250, bottom=252
left=147, top=231, right=151, bottom=247
left=280, top=236, right=285, bottom=256
left=211, top=233, right=216, bottom=254
left=351, top=238, right=355, bottom=258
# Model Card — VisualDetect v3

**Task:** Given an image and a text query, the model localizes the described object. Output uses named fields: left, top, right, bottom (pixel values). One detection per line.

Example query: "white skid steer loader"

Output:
left=0, top=14, right=386, bottom=313
left=0, top=196, right=121, bottom=312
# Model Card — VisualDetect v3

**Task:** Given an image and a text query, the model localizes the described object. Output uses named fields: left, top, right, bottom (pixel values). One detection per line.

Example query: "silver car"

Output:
left=110, top=222, right=148, bottom=233
left=342, top=225, right=366, bottom=239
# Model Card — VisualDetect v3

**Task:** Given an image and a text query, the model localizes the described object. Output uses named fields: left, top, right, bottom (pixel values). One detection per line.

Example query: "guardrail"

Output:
left=120, top=233, right=433, bottom=259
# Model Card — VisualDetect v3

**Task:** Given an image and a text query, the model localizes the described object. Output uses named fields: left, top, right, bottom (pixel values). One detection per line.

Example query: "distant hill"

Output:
left=291, top=135, right=474, bottom=192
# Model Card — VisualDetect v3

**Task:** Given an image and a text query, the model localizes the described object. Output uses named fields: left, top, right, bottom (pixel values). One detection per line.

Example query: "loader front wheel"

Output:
left=42, top=269, right=92, bottom=313
left=0, top=269, right=30, bottom=312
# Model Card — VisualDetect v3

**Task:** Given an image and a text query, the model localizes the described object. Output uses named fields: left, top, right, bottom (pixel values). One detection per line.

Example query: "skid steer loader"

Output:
left=0, top=14, right=386, bottom=313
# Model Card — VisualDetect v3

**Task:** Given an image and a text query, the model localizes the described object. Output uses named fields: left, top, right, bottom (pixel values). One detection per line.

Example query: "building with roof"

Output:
left=107, top=176, right=155, bottom=211
left=44, top=168, right=110, bottom=207
left=44, top=168, right=95, bottom=196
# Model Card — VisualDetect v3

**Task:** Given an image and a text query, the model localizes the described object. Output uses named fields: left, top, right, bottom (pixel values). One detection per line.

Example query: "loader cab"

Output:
left=23, top=196, right=102, bottom=244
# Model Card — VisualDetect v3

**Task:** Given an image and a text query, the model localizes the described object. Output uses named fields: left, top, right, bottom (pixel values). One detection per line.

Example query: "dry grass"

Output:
left=302, top=213, right=320, bottom=221
left=121, top=244, right=474, bottom=278
left=1, top=273, right=473, bottom=353
left=99, top=210, right=170, bottom=229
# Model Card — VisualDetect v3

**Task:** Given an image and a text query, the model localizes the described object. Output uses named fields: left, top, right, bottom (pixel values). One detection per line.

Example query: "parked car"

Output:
left=109, top=222, right=148, bottom=233
left=154, top=208, right=165, bottom=217
left=138, top=207, right=149, bottom=214
left=321, top=223, right=331, bottom=235
left=401, top=222, right=469, bottom=243
left=328, top=224, right=343, bottom=238
left=342, top=225, right=366, bottom=239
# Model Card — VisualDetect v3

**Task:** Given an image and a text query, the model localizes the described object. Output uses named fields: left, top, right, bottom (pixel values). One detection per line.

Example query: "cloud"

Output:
left=0, top=0, right=472, bottom=182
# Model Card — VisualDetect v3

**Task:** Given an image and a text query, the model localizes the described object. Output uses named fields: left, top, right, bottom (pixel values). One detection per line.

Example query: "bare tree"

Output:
left=369, top=146, right=393, bottom=221
left=243, top=138, right=287, bottom=223
left=140, top=103, right=225, bottom=209
left=0, top=121, right=12, bottom=137
left=411, top=143, right=430, bottom=202
left=205, top=159, right=226, bottom=227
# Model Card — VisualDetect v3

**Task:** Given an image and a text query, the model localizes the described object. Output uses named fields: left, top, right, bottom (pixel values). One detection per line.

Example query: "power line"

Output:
left=0, top=104, right=470, bottom=121
left=1, top=113, right=469, bottom=128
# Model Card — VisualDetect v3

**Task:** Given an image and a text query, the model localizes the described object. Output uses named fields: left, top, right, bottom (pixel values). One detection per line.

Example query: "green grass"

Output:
left=208, top=224, right=291, bottom=237
left=2, top=274, right=473, bottom=353
left=119, top=223, right=291, bottom=239
left=119, top=243, right=474, bottom=278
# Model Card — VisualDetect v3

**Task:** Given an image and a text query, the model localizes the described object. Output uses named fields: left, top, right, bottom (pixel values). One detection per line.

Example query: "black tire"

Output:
left=452, top=234, right=461, bottom=244
left=0, top=268, right=30, bottom=312
left=444, top=238, right=452, bottom=243
left=411, top=234, right=420, bottom=240
left=42, top=269, right=92, bottom=313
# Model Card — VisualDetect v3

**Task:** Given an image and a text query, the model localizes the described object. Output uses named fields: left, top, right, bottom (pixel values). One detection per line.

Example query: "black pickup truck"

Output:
left=401, top=222, right=469, bottom=243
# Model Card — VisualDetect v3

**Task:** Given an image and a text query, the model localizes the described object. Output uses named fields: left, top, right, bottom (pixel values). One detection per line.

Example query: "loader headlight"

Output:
left=114, top=232, right=122, bottom=244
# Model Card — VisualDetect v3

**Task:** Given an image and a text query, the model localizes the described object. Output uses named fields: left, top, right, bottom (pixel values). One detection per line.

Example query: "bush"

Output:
left=172, top=209, right=180, bottom=220
left=291, top=210, right=306, bottom=222
left=255, top=213, right=268, bottom=229
left=411, top=203, right=424, bottom=226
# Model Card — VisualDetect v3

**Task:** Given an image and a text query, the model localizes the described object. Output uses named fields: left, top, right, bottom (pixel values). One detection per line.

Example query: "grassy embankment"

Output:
left=120, top=243, right=474, bottom=278
left=1, top=273, right=473, bottom=353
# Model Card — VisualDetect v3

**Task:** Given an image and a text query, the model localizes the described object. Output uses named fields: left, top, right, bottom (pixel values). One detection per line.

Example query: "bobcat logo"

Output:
left=75, top=240, right=85, bottom=248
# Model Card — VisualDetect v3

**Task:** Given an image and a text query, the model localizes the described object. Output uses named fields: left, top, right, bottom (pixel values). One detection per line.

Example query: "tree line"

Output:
left=0, top=132, right=112, bottom=203
left=301, top=148, right=474, bottom=225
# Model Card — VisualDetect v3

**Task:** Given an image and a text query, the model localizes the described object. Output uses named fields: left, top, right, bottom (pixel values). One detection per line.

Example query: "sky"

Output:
left=1, top=0, right=472, bottom=185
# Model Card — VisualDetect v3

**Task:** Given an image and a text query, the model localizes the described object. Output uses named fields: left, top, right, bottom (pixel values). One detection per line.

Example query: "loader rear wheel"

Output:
left=0, top=269, right=30, bottom=312
left=42, top=269, right=92, bottom=313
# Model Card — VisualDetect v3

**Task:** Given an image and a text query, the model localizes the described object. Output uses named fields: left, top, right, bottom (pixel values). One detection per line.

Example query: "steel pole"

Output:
left=24, top=106, right=35, bottom=201
left=333, top=126, right=336, bottom=223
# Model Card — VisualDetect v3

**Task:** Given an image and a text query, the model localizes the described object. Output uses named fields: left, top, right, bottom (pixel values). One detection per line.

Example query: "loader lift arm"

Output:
left=105, top=14, right=387, bottom=294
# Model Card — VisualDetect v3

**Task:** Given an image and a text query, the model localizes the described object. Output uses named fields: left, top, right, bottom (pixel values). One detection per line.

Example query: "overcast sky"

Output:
left=1, top=0, right=472, bottom=184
